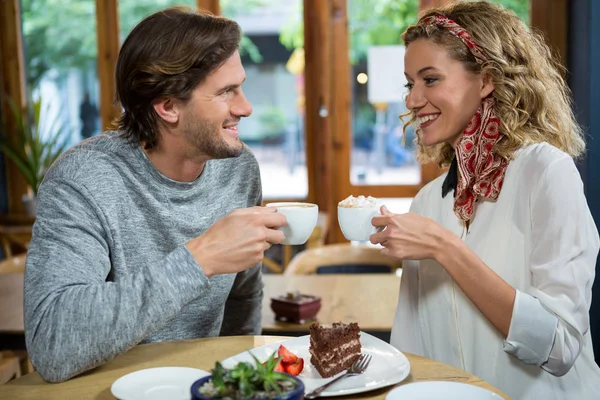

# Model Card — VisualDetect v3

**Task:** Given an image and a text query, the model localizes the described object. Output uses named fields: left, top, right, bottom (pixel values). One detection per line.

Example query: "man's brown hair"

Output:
left=114, top=7, right=241, bottom=149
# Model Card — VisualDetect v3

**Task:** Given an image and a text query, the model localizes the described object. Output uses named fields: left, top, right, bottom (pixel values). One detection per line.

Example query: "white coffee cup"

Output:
left=266, top=202, right=319, bottom=245
left=338, top=203, right=380, bottom=242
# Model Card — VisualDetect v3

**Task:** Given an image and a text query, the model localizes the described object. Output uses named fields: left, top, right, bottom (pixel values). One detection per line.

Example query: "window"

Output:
left=3, top=0, right=540, bottom=232
left=223, top=0, right=308, bottom=200
left=348, top=0, right=420, bottom=187
left=118, top=0, right=196, bottom=42
left=21, top=0, right=101, bottom=146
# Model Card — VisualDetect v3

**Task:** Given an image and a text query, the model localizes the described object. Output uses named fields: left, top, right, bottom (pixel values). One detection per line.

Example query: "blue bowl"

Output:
left=190, top=374, right=305, bottom=400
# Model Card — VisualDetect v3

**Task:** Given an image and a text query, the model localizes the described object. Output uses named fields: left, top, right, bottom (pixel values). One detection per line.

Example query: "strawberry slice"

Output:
left=274, top=359, right=286, bottom=373
left=277, top=345, right=298, bottom=364
left=285, top=358, right=304, bottom=376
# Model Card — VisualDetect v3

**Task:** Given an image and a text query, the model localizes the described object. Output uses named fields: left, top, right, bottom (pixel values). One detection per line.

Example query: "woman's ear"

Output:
left=480, top=73, right=495, bottom=99
left=152, top=98, right=179, bottom=124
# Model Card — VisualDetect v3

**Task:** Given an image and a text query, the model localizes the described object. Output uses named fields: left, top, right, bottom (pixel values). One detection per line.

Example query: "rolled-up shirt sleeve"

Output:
left=503, top=290, right=558, bottom=366
left=502, top=153, right=599, bottom=377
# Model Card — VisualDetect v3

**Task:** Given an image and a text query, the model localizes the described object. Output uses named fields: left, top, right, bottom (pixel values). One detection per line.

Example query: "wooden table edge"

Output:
left=0, top=335, right=511, bottom=400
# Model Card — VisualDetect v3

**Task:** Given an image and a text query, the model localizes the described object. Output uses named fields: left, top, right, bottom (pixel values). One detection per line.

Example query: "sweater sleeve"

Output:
left=24, top=178, right=209, bottom=383
left=502, top=155, right=600, bottom=376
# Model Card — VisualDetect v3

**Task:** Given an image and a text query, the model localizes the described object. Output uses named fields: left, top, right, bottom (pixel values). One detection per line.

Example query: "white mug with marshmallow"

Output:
left=337, top=195, right=380, bottom=242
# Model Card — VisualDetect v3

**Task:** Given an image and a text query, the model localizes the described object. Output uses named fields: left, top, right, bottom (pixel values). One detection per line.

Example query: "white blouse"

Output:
left=391, top=143, right=600, bottom=399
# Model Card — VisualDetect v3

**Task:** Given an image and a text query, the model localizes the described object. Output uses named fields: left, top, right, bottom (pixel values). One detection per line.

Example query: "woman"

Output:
left=369, top=2, right=600, bottom=399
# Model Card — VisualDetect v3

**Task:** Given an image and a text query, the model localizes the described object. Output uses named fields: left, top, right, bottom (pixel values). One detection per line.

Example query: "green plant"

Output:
left=0, top=94, right=70, bottom=196
left=198, top=350, right=299, bottom=399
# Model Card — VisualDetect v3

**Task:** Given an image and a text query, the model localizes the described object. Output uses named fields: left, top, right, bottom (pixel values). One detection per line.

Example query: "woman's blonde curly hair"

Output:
left=401, top=1, right=585, bottom=168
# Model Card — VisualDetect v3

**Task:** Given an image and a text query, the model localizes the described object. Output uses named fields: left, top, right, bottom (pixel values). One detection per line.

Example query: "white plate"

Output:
left=221, top=332, right=410, bottom=397
left=386, top=381, right=503, bottom=400
left=111, top=366, right=210, bottom=400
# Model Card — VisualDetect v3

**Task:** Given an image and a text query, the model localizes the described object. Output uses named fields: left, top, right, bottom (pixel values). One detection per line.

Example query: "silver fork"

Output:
left=305, top=354, right=372, bottom=399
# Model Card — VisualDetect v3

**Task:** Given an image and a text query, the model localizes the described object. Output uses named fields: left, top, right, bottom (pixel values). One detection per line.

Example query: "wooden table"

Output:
left=262, top=274, right=400, bottom=333
left=0, top=335, right=509, bottom=399
left=0, top=273, right=24, bottom=333
left=0, top=273, right=398, bottom=335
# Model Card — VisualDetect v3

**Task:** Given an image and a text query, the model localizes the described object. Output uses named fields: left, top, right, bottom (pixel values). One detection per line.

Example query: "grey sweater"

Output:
left=24, top=132, right=264, bottom=382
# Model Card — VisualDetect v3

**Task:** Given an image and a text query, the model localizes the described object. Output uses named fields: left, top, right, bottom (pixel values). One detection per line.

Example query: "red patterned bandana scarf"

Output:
left=420, top=14, right=508, bottom=222
left=451, top=98, right=507, bottom=221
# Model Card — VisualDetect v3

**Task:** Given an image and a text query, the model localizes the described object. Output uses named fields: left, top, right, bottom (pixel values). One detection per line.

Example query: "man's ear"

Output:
left=480, top=73, right=495, bottom=99
left=152, top=98, right=179, bottom=124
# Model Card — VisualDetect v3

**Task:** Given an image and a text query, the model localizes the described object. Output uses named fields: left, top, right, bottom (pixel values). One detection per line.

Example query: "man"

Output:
left=24, top=7, right=285, bottom=383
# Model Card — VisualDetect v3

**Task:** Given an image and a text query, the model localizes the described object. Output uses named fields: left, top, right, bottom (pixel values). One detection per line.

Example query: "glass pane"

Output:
left=348, top=0, right=420, bottom=186
left=119, top=1, right=196, bottom=42
left=469, top=0, right=530, bottom=24
left=21, top=0, right=101, bottom=146
left=223, top=0, right=307, bottom=200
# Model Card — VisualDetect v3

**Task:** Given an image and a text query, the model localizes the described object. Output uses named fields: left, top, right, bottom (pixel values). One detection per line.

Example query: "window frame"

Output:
left=1, top=0, right=565, bottom=245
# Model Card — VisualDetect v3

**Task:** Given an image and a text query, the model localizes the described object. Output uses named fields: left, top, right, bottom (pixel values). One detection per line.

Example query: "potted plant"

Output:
left=191, top=350, right=304, bottom=400
left=0, top=93, right=70, bottom=216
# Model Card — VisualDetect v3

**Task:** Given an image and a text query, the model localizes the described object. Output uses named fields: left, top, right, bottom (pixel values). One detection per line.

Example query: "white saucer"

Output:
left=386, top=381, right=503, bottom=400
left=111, top=367, right=210, bottom=400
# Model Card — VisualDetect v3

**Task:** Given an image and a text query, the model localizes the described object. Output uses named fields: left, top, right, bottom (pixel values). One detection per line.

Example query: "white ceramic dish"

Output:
left=386, top=381, right=503, bottom=400
left=111, top=366, right=210, bottom=400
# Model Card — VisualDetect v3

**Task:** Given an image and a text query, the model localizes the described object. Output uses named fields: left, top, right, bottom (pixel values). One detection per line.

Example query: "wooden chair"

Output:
left=0, top=255, right=33, bottom=382
left=0, top=254, right=26, bottom=274
left=0, top=350, right=33, bottom=376
left=283, top=243, right=402, bottom=275
left=304, top=211, right=330, bottom=250
left=0, top=215, right=34, bottom=258
left=0, top=353, right=21, bottom=384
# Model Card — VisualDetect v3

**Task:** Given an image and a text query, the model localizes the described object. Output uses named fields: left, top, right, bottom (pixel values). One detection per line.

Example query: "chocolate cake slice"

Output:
left=309, top=321, right=361, bottom=378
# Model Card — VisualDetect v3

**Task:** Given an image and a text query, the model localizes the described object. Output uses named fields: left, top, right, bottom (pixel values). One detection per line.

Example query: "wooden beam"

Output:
left=328, top=0, right=353, bottom=243
left=530, top=0, right=568, bottom=67
left=96, top=0, right=121, bottom=132
left=304, top=0, right=334, bottom=239
left=196, top=0, right=220, bottom=15
left=0, top=0, right=28, bottom=214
